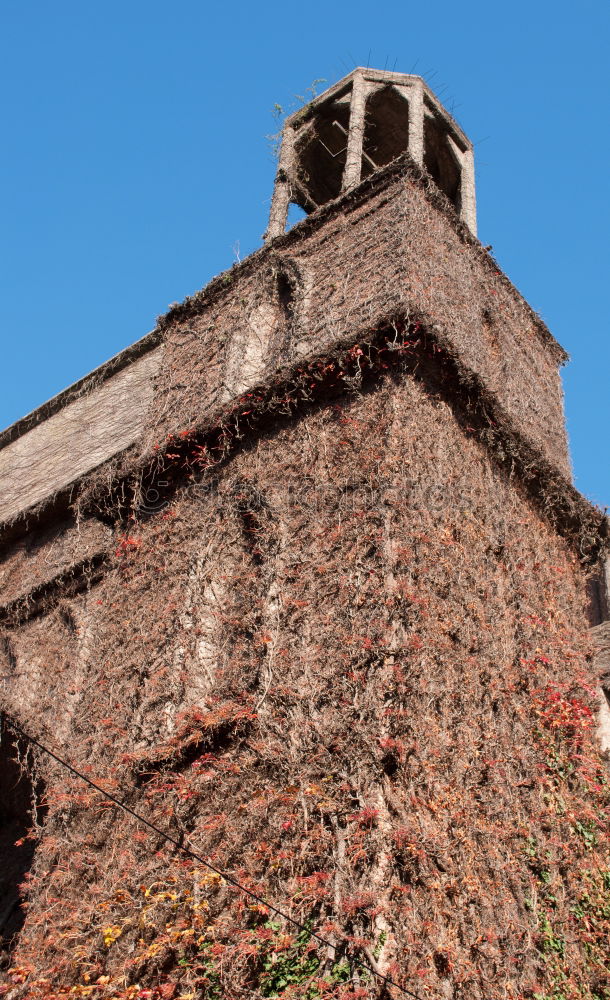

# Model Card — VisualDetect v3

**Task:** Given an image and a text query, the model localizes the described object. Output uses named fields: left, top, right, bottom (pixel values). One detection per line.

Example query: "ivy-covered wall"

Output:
left=0, top=322, right=608, bottom=1000
left=0, top=152, right=607, bottom=1000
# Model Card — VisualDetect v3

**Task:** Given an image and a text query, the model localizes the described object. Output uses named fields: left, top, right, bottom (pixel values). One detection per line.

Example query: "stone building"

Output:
left=0, top=70, right=609, bottom=1000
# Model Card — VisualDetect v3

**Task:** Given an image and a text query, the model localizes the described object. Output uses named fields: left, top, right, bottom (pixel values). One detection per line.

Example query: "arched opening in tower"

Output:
left=294, top=95, right=351, bottom=210
left=361, top=85, right=410, bottom=179
left=423, top=108, right=462, bottom=211
left=0, top=715, right=44, bottom=968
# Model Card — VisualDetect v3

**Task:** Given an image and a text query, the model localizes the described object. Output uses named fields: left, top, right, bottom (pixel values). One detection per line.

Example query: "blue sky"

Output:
left=1, top=0, right=608, bottom=509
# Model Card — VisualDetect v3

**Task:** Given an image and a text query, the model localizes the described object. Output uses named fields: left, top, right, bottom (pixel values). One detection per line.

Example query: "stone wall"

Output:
left=0, top=347, right=162, bottom=524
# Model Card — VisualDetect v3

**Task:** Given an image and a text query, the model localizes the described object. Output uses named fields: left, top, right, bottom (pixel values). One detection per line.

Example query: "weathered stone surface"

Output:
left=0, top=347, right=162, bottom=523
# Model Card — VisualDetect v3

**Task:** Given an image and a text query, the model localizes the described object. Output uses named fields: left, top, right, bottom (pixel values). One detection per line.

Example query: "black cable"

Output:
left=6, top=718, right=426, bottom=1000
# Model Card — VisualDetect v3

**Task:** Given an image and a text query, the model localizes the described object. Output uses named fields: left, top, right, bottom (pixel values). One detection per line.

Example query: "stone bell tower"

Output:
left=266, top=68, right=477, bottom=239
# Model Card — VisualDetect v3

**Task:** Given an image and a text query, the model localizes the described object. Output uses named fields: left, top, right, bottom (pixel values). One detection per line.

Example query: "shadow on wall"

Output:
left=0, top=716, right=44, bottom=969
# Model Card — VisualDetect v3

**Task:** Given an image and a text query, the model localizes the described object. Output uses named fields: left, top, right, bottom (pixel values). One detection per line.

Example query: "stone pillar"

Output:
left=342, top=73, right=369, bottom=191
left=407, top=79, right=424, bottom=167
left=266, top=124, right=296, bottom=241
left=460, top=147, right=477, bottom=237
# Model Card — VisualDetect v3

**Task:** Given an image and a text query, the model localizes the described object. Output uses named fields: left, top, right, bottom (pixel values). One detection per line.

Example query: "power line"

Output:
left=6, top=718, right=427, bottom=1000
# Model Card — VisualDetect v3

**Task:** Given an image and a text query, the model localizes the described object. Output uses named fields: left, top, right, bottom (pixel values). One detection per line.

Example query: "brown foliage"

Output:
left=1, top=330, right=609, bottom=1000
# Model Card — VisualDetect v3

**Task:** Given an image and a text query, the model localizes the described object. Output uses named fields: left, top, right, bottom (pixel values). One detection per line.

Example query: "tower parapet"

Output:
left=266, top=68, right=477, bottom=239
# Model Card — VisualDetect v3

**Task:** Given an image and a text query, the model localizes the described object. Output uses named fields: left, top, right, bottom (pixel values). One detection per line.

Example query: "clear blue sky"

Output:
left=1, top=0, right=608, bottom=509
